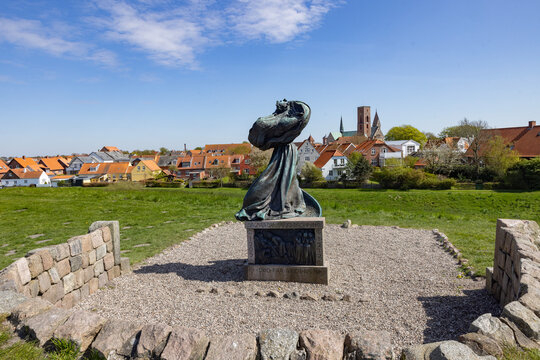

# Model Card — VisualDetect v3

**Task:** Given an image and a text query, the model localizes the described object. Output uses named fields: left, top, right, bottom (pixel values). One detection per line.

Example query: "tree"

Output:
left=482, top=135, right=519, bottom=179
left=423, top=132, right=439, bottom=141
left=159, top=147, right=169, bottom=155
left=248, top=147, right=272, bottom=175
left=345, top=152, right=372, bottom=184
left=226, top=144, right=251, bottom=155
left=208, top=166, right=230, bottom=186
left=300, top=162, right=325, bottom=183
left=385, top=125, right=427, bottom=146
left=439, top=118, right=489, bottom=140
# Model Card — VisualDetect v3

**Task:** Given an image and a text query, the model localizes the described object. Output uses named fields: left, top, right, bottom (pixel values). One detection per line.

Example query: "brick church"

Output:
left=323, top=106, right=384, bottom=144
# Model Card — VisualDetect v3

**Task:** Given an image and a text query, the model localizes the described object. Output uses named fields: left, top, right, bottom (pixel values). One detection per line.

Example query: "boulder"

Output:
left=135, top=323, right=173, bottom=359
left=91, top=320, right=142, bottom=358
left=469, top=313, right=515, bottom=346
left=458, top=333, right=503, bottom=357
left=345, top=330, right=394, bottom=360
left=520, top=291, right=540, bottom=318
left=9, top=297, right=52, bottom=324
left=53, top=310, right=107, bottom=352
left=205, top=333, right=257, bottom=360
left=501, top=301, right=540, bottom=340
left=499, top=317, right=540, bottom=350
left=42, top=283, right=65, bottom=304
left=401, top=342, right=443, bottom=360
left=161, top=327, right=209, bottom=360
left=0, top=290, right=28, bottom=316
left=259, top=328, right=299, bottom=360
left=20, top=307, right=72, bottom=347
left=429, top=340, right=496, bottom=360
left=299, top=329, right=344, bottom=360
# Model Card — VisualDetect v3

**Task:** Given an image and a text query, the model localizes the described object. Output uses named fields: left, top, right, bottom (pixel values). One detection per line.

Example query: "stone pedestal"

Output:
left=245, top=217, right=328, bottom=284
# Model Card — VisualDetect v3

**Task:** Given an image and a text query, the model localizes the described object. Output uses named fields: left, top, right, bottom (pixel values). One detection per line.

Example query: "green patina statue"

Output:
left=235, top=99, right=322, bottom=221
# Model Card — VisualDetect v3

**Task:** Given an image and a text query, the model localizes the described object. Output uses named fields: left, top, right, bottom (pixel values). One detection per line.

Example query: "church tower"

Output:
left=339, top=116, right=344, bottom=134
left=370, top=111, right=384, bottom=140
left=357, top=106, right=371, bottom=137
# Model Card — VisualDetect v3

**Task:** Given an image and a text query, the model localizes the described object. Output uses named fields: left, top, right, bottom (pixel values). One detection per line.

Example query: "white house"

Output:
left=296, top=137, right=320, bottom=174
left=66, top=156, right=97, bottom=174
left=385, top=140, right=421, bottom=157
left=313, top=150, right=348, bottom=181
left=0, top=169, right=51, bottom=187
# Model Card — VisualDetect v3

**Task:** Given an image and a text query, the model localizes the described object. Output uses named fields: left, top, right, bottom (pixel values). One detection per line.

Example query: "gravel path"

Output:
left=76, top=223, right=500, bottom=350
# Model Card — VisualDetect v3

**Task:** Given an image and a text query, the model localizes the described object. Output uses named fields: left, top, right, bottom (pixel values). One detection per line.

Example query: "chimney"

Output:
left=184, top=143, right=187, bottom=152
left=22, top=155, right=26, bottom=159
left=529, top=121, right=536, bottom=128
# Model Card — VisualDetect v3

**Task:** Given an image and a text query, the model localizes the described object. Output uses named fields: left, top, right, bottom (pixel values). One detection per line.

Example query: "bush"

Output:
left=504, top=158, right=540, bottom=190
left=425, top=163, right=498, bottom=182
left=371, top=167, right=455, bottom=190
left=144, top=180, right=185, bottom=188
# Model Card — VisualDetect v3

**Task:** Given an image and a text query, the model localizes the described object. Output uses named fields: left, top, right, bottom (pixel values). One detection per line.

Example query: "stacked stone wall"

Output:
left=0, top=220, right=130, bottom=309
left=486, top=219, right=540, bottom=307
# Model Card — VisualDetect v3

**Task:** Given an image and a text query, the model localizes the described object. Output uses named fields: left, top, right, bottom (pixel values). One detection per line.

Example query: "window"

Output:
left=334, top=159, right=338, bottom=165
left=137, top=166, right=140, bottom=170
left=382, top=148, right=387, bottom=153
left=340, top=158, right=345, bottom=165
left=24, top=180, right=28, bottom=183
left=371, top=148, right=376, bottom=155
left=329, top=170, right=333, bottom=176
left=407, top=145, right=415, bottom=154
left=245, top=159, right=251, bottom=164
left=142, top=166, right=146, bottom=170
left=305, top=157, right=310, bottom=160
left=337, top=170, right=343, bottom=175
left=371, top=159, right=377, bottom=165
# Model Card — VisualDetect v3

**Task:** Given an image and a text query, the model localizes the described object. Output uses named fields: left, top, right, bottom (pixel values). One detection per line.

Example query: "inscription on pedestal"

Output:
left=254, top=229, right=315, bottom=265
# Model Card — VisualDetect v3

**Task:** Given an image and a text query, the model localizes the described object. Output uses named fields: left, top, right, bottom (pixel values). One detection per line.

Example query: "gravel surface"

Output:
left=76, top=222, right=500, bottom=351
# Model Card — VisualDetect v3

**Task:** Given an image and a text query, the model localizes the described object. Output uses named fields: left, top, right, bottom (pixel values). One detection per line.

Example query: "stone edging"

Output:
left=432, top=229, right=476, bottom=277
left=1, top=219, right=539, bottom=359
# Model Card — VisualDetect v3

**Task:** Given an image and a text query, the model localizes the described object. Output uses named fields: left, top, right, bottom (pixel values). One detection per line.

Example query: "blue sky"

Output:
left=1, top=0, right=539, bottom=156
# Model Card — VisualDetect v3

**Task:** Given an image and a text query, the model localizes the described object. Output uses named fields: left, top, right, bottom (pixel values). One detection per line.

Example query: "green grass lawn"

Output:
left=0, top=187, right=539, bottom=276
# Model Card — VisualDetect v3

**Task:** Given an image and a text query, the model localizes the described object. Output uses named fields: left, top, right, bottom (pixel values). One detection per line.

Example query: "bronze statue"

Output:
left=235, top=99, right=321, bottom=221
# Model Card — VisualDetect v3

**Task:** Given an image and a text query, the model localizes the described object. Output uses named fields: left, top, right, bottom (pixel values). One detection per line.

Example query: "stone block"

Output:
left=504, top=254, right=513, bottom=277
left=135, top=323, right=173, bottom=359
left=54, top=310, right=106, bottom=352
left=502, top=301, right=540, bottom=340
left=21, top=307, right=72, bottom=346
left=25, top=279, right=39, bottom=298
left=53, top=243, right=70, bottom=261
left=49, top=267, right=60, bottom=284
left=485, top=267, right=493, bottom=294
left=246, top=264, right=329, bottom=285
left=37, top=271, right=51, bottom=294
left=89, top=221, right=120, bottom=265
left=89, top=250, right=97, bottom=265
left=84, top=266, right=94, bottom=283
left=503, top=231, right=513, bottom=253
left=106, top=241, right=113, bottom=252
left=499, top=317, right=540, bottom=350
left=9, top=297, right=53, bottom=324
left=80, top=234, right=92, bottom=252
left=458, top=333, right=503, bottom=358
left=103, top=253, right=114, bottom=271
left=205, top=333, right=255, bottom=360
left=299, top=329, right=344, bottom=360
left=0, top=290, right=28, bottom=316
left=74, top=269, right=84, bottom=289
left=39, top=249, right=54, bottom=271
left=63, top=273, right=75, bottom=294
left=96, top=244, right=107, bottom=260
left=80, top=283, right=90, bottom=300
left=81, top=253, right=89, bottom=268
left=344, top=330, right=394, bottom=360
left=520, top=290, right=540, bottom=318
left=27, top=253, right=44, bottom=278
left=42, top=283, right=65, bottom=304
left=90, top=229, right=104, bottom=249
left=15, top=257, right=32, bottom=285
left=56, top=258, right=71, bottom=279
left=259, top=328, right=299, bottom=360
left=98, top=272, right=108, bottom=288
left=68, top=236, right=82, bottom=256
left=120, top=257, right=131, bottom=274
left=94, top=259, right=104, bottom=276
left=61, top=290, right=80, bottom=309
left=107, top=266, right=121, bottom=281
left=70, top=255, right=83, bottom=272
left=89, top=278, right=98, bottom=295
left=430, top=340, right=495, bottom=360
left=91, top=320, right=142, bottom=359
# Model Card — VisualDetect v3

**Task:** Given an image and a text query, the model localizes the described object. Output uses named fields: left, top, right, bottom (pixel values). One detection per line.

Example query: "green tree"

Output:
left=482, top=135, right=520, bottom=179
left=439, top=118, right=489, bottom=139
left=159, top=147, right=169, bottom=155
left=209, top=166, right=230, bottom=187
left=226, top=144, right=251, bottom=155
left=300, top=162, right=325, bottom=183
left=385, top=125, right=427, bottom=146
left=345, top=152, right=372, bottom=183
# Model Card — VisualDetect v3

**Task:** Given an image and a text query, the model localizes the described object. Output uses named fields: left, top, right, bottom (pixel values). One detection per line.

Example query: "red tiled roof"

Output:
left=9, top=157, right=41, bottom=171
left=3, top=168, right=44, bottom=179
left=101, top=146, right=120, bottom=152
left=0, top=159, right=8, bottom=173
left=137, top=159, right=161, bottom=172
left=106, top=162, right=131, bottom=174
left=313, top=150, right=344, bottom=168
left=79, top=163, right=110, bottom=175
left=466, top=123, right=540, bottom=158
left=39, top=157, right=66, bottom=171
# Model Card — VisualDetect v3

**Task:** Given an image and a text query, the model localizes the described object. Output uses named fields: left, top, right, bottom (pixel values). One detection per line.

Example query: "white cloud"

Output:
left=0, top=17, right=118, bottom=66
left=94, top=0, right=209, bottom=67
left=229, top=0, right=336, bottom=43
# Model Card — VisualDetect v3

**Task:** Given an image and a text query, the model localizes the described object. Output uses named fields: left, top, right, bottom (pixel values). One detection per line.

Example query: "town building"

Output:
left=323, top=106, right=385, bottom=144
left=355, top=140, right=402, bottom=167
left=0, top=169, right=51, bottom=187
left=313, top=150, right=348, bottom=181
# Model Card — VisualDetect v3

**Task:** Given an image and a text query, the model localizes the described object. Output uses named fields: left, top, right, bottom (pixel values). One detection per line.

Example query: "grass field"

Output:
left=0, top=187, right=539, bottom=276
